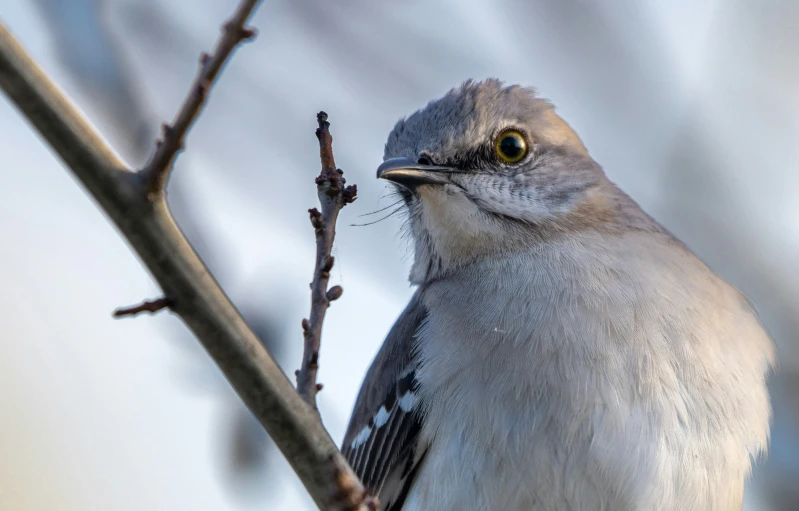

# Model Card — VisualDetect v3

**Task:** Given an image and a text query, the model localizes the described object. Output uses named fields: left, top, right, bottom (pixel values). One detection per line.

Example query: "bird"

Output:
left=341, top=79, right=775, bottom=511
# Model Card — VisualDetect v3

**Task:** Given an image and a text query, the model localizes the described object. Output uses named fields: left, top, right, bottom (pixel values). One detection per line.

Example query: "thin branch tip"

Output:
left=113, top=297, right=173, bottom=318
left=296, top=112, right=357, bottom=409
left=141, top=0, right=261, bottom=199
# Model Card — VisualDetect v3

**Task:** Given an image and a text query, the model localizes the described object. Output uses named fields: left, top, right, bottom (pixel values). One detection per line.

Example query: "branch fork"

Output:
left=117, top=0, right=259, bottom=314
left=0, top=0, right=374, bottom=508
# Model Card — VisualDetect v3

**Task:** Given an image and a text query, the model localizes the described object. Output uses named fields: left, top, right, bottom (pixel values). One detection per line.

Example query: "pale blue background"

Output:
left=1, top=1, right=797, bottom=509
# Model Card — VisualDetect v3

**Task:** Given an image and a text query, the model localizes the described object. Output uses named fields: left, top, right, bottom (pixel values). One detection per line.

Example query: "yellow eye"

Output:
left=494, top=129, right=528, bottom=164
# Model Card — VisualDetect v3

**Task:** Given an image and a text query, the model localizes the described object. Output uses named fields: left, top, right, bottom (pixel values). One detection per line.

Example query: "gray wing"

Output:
left=342, top=290, right=428, bottom=510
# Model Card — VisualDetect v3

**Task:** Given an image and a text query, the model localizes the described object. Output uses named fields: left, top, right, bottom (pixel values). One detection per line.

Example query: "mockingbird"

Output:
left=342, top=79, right=774, bottom=511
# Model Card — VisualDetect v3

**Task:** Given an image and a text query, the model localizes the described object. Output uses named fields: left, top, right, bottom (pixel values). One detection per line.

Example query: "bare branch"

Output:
left=0, top=10, right=371, bottom=510
left=142, top=0, right=259, bottom=199
left=297, top=112, right=358, bottom=409
left=113, top=297, right=173, bottom=318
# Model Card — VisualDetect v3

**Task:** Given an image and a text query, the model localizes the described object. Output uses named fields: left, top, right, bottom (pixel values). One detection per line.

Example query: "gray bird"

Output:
left=342, top=79, right=775, bottom=511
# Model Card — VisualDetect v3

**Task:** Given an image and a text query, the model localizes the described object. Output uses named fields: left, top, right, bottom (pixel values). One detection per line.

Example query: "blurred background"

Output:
left=1, top=0, right=797, bottom=509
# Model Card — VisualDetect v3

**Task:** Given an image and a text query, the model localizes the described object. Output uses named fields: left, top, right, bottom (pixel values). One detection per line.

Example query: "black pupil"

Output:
left=499, top=135, right=524, bottom=160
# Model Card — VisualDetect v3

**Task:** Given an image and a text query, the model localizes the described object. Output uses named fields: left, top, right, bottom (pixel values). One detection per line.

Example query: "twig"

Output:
left=142, top=0, right=259, bottom=199
left=296, top=112, right=358, bottom=409
left=0, top=9, right=371, bottom=510
left=113, top=297, right=173, bottom=318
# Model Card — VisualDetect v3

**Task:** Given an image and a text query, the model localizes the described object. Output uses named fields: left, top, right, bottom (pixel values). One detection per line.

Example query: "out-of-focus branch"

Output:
left=297, top=112, right=357, bottom=409
left=0, top=7, right=370, bottom=510
left=143, top=0, right=257, bottom=198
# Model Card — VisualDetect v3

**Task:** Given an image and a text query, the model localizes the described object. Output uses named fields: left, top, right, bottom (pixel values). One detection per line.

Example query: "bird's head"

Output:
left=380, top=79, right=618, bottom=283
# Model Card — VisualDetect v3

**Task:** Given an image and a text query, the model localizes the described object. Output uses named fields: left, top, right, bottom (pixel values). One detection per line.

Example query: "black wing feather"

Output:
left=342, top=290, right=428, bottom=508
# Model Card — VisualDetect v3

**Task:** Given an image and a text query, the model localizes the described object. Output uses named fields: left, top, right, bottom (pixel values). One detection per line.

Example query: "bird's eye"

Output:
left=494, top=129, right=528, bottom=164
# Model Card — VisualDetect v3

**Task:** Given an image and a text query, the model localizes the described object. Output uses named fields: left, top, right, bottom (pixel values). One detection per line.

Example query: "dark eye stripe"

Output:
left=438, top=129, right=531, bottom=170
left=442, top=144, right=494, bottom=170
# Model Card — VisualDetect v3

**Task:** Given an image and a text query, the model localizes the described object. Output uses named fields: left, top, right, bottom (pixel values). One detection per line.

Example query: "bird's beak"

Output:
left=377, top=157, right=458, bottom=189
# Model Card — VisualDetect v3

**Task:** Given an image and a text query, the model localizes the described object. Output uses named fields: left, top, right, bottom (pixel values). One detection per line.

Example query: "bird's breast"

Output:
left=404, top=233, right=771, bottom=510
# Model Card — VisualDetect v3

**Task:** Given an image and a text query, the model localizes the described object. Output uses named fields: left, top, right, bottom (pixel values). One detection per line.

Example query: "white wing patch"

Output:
left=352, top=425, right=372, bottom=448
left=349, top=369, right=417, bottom=451
left=375, top=406, right=391, bottom=427
left=398, top=391, right=415, bottom=412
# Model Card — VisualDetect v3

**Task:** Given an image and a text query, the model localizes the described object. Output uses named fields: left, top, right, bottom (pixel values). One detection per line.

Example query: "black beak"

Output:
left=376, top=157, right=458, bottom=189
